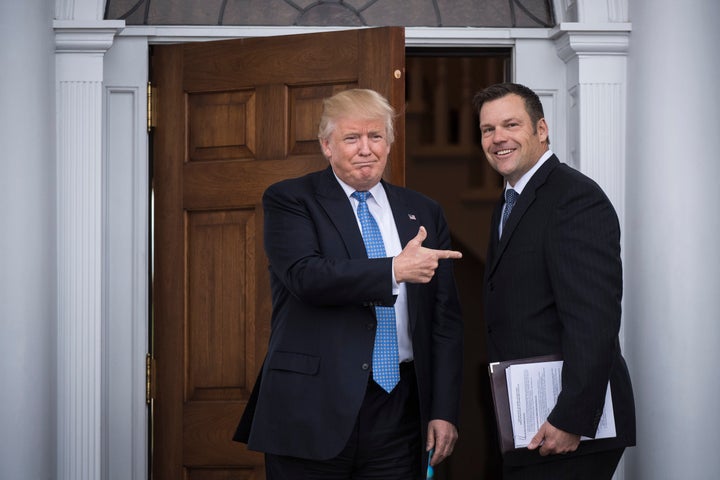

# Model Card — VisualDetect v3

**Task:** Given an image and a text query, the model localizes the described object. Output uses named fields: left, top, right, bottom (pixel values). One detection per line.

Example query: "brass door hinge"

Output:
left=147, top=82, right=157, bottom=132
left=146, top=353, right=155, bottom=404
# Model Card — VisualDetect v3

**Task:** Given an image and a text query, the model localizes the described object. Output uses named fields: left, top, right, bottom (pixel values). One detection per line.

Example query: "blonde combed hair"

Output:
left=317, top=89, right=396, bottom=146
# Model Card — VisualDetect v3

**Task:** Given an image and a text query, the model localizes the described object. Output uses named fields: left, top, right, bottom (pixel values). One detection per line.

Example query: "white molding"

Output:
left=55, top=19, right=123, bottom=480
left=535, top=88, right=560, bottom=153
left=56, top=77, right=104, bottom=480
left=104, top=83, right=149, bottom=480
left=552, top=26, right=629, bottom=211
left=575, top=82, right=626, bottom=213
left=553, top=26, right=630, bottom=62
left=102, top=34, right=150, bottom=480
left=555, top=22, right=631, bottom=31
left=406, top=27, right=550, bottom=45
left=55, top=21, right=125, bottom=52
left=117, top=24, right=554, bottom=45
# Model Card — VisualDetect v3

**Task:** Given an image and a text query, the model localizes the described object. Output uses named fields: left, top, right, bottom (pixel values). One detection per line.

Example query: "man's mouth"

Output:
left=354, top=160, right=376, bottom=167
left=494, top=149, right=514, bottom=156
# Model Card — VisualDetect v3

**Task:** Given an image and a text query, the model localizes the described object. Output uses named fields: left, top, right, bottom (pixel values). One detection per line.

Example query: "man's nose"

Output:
left=492, top=128, right=507, bottom=143
left=357, top=136, right=371, bottom=153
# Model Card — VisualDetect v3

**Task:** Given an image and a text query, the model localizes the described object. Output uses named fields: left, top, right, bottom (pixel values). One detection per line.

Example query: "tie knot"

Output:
left=352, top=191, right=370, bottom=203
left=505, top=188, right=519, bottom=206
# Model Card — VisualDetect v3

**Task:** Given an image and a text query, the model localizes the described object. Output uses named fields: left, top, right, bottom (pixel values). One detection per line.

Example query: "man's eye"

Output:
left=481, top=128, right=493, bottom=136
left=344, top=136, right=358, bottom=143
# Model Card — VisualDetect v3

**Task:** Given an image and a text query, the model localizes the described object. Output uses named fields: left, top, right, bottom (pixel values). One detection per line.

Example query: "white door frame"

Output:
left=57, top=12, right=630, bottom=479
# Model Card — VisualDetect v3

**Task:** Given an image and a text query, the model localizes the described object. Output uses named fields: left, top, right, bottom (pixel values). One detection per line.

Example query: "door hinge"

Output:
left=147, top=82, right=157, bottom=132
left=146, top=353, right=155, bottom=405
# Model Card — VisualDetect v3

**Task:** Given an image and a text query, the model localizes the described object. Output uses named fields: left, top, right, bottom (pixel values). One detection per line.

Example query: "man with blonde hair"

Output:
left=234, top=89, right=464, bottom=479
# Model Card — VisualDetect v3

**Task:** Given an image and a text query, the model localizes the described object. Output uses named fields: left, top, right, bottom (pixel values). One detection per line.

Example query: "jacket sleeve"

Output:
left=545, top=179, right=622, bottom=437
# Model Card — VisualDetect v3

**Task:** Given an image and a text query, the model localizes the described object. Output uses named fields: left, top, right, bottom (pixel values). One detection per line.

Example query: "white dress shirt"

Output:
left=335, top=176, right=413, bottom=362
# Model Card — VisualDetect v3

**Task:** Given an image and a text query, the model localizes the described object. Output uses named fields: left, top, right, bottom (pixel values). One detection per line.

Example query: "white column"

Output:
left=55, top=21, right=123, bottom=480
left=0, top=1, right=56, bottom=478
left=552, top=23, right=631, bottom=480
left=553, top=26, right=630, bottom=222
left=625, top=0, right=720, bottom=478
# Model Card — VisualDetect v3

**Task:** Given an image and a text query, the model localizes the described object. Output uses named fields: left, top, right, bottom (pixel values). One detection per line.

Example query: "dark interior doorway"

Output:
left=404, top=48, right=510, bottom=479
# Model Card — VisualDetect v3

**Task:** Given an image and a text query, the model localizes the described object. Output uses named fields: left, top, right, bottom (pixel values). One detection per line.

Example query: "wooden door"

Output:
left=152, top=27, right=406, bottom=480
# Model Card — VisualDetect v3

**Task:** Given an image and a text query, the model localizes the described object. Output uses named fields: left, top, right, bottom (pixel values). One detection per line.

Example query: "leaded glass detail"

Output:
left=105, top=0, right=555, bottom=28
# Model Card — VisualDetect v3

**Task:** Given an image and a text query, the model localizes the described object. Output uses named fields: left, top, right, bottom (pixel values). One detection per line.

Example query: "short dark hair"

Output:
left=472, top=82, right=550, bottom=144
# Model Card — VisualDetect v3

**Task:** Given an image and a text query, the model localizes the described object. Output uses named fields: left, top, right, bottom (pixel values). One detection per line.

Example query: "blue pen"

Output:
left=426, top=448, right=435, bottom=479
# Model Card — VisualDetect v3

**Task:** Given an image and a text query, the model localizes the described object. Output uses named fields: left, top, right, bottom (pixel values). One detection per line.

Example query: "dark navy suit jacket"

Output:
left=484, top=155, right=636, bottom=465
left=234, top=166, right=463, bottom=463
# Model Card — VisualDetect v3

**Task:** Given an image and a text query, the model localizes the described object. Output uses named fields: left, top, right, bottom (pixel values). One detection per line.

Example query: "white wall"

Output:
left=4, top=1, right=719, bottom=478
left=625, top=0, right=720, bottom=478
left=0, top=0, right=57, bottom=478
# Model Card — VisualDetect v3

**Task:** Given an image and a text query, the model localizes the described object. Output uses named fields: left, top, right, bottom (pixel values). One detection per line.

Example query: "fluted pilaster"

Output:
left=54, top=21, right=123, bottom=480
left=553, top=25, right=630, bottom=226
left=57, top=78, right=103, bottom=480
left=570, top=81, right=625, bottom=218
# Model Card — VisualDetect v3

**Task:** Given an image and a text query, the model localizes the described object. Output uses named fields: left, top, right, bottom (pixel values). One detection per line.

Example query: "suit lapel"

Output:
left=488, top=155, right=560, bottom=277
left=313, top=170, right=419, bottom=258
left=314, top=167, right=367, bottom=259
left=383, top=182, right=422, bottom=331
left=485, top=191, right=504, bottom=278
left=383, top=181, right=419, bottom=248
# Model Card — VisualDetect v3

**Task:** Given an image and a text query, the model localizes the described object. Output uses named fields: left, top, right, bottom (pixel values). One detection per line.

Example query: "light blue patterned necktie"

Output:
left=501, top=188, right=519, bottom=236
left=352, top=191, right=400, bottom=393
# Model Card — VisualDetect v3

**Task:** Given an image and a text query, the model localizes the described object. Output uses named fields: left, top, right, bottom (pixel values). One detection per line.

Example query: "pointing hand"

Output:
left=394, top=227, right=462, bottom=284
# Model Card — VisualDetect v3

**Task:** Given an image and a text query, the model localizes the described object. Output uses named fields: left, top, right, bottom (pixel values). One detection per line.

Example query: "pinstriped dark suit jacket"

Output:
left=234, top=166, right=463, bottom=465
left=484, top=155, right=635, bottom=466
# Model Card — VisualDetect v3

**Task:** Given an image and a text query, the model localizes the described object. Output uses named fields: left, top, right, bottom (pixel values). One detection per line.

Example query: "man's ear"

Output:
left=319, top=138, right=332, bottom=158
left=536, top=118, right=549, bottom=143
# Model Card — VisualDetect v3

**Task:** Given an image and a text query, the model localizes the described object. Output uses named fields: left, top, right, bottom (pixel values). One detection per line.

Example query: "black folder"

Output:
left=487, top=354, right=562, bottom=455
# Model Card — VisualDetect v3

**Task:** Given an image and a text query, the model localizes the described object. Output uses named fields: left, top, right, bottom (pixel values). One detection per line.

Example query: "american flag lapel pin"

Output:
left=408, top=213, right=416, bottom=221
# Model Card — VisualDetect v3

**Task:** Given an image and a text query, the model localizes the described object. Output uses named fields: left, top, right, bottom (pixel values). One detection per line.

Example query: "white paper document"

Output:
left=505, top=360, right=616, bottom=448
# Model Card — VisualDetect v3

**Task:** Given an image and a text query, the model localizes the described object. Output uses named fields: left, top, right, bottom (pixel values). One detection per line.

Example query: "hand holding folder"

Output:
left=488, top=354, right=616, bottom=456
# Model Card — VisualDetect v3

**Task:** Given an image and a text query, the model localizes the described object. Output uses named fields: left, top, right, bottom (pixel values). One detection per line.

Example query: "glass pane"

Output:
left=105, top=0, right=554, bottom=27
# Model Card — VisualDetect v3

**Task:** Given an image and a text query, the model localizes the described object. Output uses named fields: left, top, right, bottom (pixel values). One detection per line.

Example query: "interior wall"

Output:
left=625, top=0, right=720, bottom=478
left=0, top=1, right=57, bottom=478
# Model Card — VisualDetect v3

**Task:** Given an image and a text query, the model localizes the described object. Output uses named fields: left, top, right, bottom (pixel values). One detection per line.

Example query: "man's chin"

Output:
left=352, top=175, right=382, bottom=191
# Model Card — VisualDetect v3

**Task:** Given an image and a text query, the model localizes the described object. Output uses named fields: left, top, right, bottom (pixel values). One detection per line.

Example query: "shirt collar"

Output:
left=334, top=174, right=387, bottom=205
left=506, top=149, right=553, bottom=195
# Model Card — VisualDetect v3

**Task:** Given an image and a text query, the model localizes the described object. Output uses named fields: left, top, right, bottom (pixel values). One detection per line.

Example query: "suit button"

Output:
left=487, top=327, right=493, bottom=333
left=361, top=363, right=369, bottom=370
left=366, top=323, right=374, bottom=330
left=489, top=281, right=495, bottom=292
